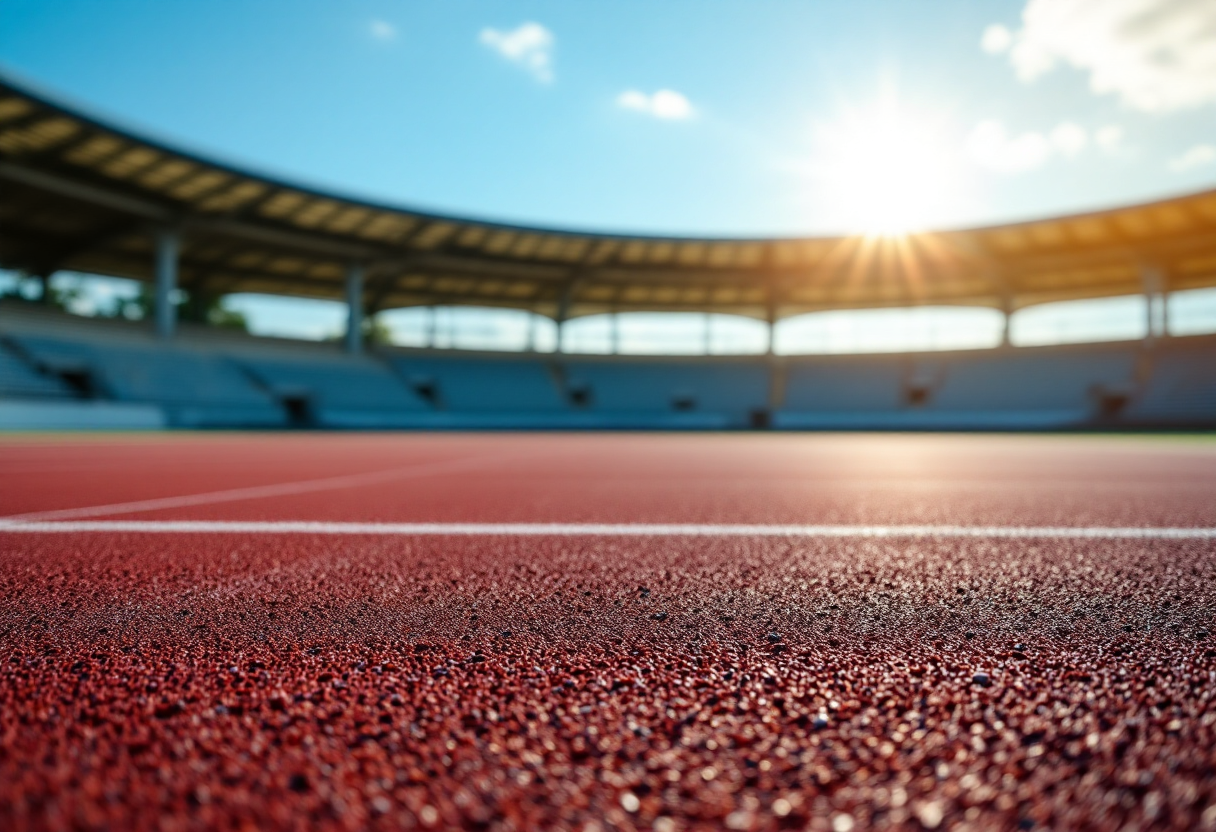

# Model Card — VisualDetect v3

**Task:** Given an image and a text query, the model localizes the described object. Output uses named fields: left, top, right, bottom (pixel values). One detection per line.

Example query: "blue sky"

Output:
left=3, top=0, right=1216, bottom=237
left=3, top=1, right=1216, bottom=351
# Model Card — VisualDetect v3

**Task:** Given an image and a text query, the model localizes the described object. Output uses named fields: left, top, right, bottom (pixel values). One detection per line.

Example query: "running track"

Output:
left=2, top=433, right=1215, bottom=830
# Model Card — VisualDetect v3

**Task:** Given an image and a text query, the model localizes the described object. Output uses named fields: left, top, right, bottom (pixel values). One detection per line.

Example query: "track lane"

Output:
left=7, top=434, right=1216, bottom=527
left=2, top=434, right=1216, bottom=831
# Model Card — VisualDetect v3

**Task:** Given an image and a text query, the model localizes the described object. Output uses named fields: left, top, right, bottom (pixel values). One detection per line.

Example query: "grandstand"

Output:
left=1, top=72, right=1215, bottom=429
left=4, top=303, right=1214, bottom=429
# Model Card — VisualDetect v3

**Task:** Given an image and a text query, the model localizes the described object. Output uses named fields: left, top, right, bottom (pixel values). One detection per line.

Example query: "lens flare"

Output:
left=811, top=100, right=963, bottom=236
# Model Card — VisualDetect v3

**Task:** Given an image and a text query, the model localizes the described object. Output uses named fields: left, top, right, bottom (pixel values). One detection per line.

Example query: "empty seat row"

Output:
left=1124, top=343, right=1216, bottom=424
left=0, top=339, right=76, bottom=400
left=9, top=332, right=284, bottom=427
left=0, top=305, right=1212, bottom=428
left=388, top=356, right=565, bottom=412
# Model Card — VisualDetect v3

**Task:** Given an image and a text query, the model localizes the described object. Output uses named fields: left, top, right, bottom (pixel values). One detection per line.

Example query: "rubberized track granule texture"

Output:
left=2, top=434, right=1215, bottom=831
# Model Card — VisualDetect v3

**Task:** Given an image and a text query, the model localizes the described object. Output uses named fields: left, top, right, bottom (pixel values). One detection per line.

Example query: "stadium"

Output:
left=2, top=75, right=1216, bottom=431
left=3, top=4, right=1216, bottom=830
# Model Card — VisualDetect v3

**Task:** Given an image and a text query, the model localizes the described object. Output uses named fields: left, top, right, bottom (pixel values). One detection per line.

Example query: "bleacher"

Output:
left=1124, top=337, right=1216, bottom=426
left=385, top=354, right=572, bottom=427
left=912, top=345, right=1137, bottom=428
left=1, top=308, right=283, bottom=427
left=775, top=344, right=1144, bottom=429
left=0, top=339, right=77, bottom=400
left=776, top=356, right=906, bottom=427
left=562, top=358, right=770, bottom=428
left=235, top=347, right=430, bottom=428
left=0, top=304, right=1213, bottom=430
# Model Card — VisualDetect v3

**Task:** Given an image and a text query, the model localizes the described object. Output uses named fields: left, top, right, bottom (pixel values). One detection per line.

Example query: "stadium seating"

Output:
left=235, top=349, right=430, bottom=428
left=776, top=344, right=1142, bottom=429
left=562, top=358, right=770, bottom=428
left=912, top=344, right=1137, bottom=428
left=1124, top=337, right=1216, bottom=425
left=0, top=339, right=77, bottom=400
left=1, top=305, right=283, bottom=427
left=389, top=355, right=565, bottom=411
left=776, top=356, right=906, bottom=427
left=0, top=304, right=1213, bottom=429
left=383, top=354, right=577, bottom=427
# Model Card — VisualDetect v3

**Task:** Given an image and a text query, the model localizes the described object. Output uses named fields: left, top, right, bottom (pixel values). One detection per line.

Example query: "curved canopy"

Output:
left=2, top=73, right=1216, bottom=322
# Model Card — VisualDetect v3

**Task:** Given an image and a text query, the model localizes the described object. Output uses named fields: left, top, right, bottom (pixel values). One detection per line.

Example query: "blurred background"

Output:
left=1, top=0, right=1214, bottom=429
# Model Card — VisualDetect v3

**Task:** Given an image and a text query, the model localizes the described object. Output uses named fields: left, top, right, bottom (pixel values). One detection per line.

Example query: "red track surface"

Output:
left=2, top=433, right=1215, bottom=830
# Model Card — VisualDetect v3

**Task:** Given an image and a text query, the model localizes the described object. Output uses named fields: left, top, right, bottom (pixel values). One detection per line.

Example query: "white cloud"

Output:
left=981, top=24, right=1014, bottom=54
left=967, top=120, right=1053, bottom=173
left=967, top=119, right=1102, bottom=173
left=1169, top=143, right=1216, bottom=171
left=1094, top=125, right=1130, bottom=155
left=1050, top=121, right=1087, bottom=156
left=479, top=22, right=554, bottom=83
left=616, top=89, right=695, bottom=120
left=370, top=20, right=396, bottom=41
left=982, top=0, right=1216, bottom=112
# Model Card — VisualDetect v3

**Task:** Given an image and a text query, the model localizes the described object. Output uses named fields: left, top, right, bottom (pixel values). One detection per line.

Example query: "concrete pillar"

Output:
left=1141, top=264, right=1164, bottom=342
left=555, top=270, right=585, bottom=356
left=154, top=228, right=179, bottom=339
left=344, top=263, right=364, bottom=354
left=989, top=270, right=1014, bottom=348
left=555, top=299, right=572, bottom=355
left=1146, top=291, right=1156, bottom=341
left=764, top=286, right=779, bottom=356
left=526, top=311, right=537, bottom=353
left=1000, top=296, right=1014, bottom=348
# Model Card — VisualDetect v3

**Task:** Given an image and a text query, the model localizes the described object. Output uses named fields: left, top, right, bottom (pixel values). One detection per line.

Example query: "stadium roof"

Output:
left=2, top=72, right=1216, bottom=322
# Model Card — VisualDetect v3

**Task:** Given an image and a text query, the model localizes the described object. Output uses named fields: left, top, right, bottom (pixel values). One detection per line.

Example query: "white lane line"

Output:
left=0, top=520, right=1214, bottom=539
left=0, top=454, right=518, bottom=523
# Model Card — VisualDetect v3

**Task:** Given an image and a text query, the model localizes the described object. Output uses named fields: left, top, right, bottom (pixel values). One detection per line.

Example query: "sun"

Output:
left=812, top=100, right=963, bottom=236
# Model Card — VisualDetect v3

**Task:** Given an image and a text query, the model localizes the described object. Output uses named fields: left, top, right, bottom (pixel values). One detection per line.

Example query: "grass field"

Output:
left=2, top=433, right=1215, bottom=830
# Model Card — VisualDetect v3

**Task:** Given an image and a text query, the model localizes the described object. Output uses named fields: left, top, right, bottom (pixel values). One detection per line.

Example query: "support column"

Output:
left=764, top=282, right=780, bottom=356
left=1000, top=295, right=1013, bottom=348
left=344, top=263, right=364, bottom=354
left=526, top=311, right=537, bottom=352
left=555, top=269, right=586, bottom=357
left=554, top=301, right=572, bottom=356
left=154, top=228, right=179, bottom=339
left=1141, top=264, right=1163, bottom=344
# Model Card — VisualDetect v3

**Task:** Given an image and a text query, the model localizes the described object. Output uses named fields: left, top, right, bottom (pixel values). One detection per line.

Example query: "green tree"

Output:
left=177, top=290, right=248, bottom=331
left=364, top=315, right=393, bottom=345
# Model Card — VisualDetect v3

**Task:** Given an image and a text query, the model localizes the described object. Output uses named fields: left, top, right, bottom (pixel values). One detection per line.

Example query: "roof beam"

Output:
left=0, top=160, right=171, bottom=220
left=187, top=216, right=379, bottom=260
left=32, top=218, right=148, bottom=275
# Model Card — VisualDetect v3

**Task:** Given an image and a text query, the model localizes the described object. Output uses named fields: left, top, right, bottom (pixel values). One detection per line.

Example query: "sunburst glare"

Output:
left=811, top=99, right=965, bottom=236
